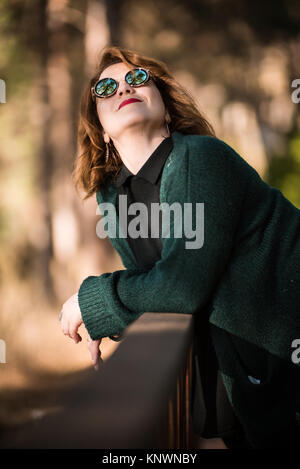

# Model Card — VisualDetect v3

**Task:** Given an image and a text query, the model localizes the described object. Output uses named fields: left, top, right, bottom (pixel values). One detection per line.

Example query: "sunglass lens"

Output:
left=126, top=68, right=148, bottom=86
left=95, top=78, right=117, bottom=97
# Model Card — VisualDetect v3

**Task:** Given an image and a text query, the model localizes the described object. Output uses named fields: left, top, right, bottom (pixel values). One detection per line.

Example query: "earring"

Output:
left=105, top=141, right=109, bottom=163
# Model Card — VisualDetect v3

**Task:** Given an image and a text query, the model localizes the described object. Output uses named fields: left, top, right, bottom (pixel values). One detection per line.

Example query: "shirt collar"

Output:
left=114, top=134, right=173, bottom=188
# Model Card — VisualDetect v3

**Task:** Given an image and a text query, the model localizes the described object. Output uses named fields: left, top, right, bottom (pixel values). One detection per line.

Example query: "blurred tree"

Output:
left=0, top=0, right=55, bottom=300
left=104, top=0, right=124, bottom=46
left=0, top=0, right=300, bottom=305
left=266, top=129, right=300, bottom=209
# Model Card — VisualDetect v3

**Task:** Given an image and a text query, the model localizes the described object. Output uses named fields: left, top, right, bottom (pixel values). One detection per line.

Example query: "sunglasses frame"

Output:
left=91, top=67, right=151, bottom=100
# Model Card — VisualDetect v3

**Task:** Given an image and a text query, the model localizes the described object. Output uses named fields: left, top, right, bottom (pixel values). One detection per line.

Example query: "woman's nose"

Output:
left=117, top=80, right=134, bottom=96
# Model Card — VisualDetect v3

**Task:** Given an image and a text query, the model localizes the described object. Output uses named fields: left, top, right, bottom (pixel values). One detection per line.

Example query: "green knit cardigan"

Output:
left=78, top=130, right=300, bottom=447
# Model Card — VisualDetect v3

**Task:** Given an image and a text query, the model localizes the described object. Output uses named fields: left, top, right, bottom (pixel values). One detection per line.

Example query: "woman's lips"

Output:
left=118, top=98, right=142, bottom=110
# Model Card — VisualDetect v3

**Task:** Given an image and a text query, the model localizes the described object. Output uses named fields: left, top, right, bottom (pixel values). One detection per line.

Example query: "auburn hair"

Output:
left=72, top=45, right=216, bottom=200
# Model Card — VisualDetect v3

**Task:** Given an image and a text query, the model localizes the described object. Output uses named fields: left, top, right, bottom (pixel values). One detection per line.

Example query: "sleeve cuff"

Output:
left=78, top=274, right=126, bottom=340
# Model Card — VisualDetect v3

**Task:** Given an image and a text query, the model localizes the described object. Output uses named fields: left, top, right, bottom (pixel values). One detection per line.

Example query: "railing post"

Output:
left=161, top=340, right=200, bottom=449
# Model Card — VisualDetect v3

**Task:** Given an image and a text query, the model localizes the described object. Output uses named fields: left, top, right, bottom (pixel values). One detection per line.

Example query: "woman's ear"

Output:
left=165, top=111, right=171, bottom=124
left=103, top=132, right=110, bottom=144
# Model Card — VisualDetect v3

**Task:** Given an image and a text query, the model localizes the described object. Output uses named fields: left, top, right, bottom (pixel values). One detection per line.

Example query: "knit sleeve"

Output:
left=78, top=136, right=251, bottom=340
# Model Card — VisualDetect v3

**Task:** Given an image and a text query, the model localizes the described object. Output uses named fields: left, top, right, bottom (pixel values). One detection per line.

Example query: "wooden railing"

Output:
left=0, top=312, right=202, bottom=449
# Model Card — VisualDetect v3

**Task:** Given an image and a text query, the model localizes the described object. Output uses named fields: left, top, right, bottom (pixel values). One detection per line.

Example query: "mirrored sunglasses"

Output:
left=91, top=67, right=151, bottom=99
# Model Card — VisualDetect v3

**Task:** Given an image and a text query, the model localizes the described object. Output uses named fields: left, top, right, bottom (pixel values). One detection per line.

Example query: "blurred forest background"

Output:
left=0, top=0, right=299, bottom=431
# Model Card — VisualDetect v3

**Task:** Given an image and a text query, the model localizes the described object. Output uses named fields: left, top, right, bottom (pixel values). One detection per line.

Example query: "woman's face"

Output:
left=95, top=62, right=168, bottom=140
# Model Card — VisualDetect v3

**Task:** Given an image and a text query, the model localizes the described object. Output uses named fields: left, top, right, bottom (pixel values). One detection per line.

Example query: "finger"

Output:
left=87, top=335, right=102, bottom=343
left=60, top=317, right=69, bottom=336
left=94, top=351, right=104, bottom=371
left=86, top=336, right=102, bottom=365
left=64, top=325, right=71, bottom=338
left=87, top=337, right=101, bottom=347
left=91, top=340, right=103, bottom=366
left=89, top=341, right=100, bottom=364
left=94, top=360, right=103, bottom=371
left=69, top=324, right=82, bottom=343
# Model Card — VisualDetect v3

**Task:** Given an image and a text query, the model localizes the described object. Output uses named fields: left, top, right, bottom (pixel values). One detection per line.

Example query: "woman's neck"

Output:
left=112, top=128, right=170, bottom=174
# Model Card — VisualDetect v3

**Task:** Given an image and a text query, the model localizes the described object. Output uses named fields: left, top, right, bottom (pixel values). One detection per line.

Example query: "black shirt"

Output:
left=112, top=133, right=233, bottom=439
left=114, top=135, right=173, bottom=270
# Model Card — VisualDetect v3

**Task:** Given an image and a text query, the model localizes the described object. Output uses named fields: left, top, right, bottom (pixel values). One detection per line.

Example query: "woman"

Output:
left=59, top=46, right=300, bottom=449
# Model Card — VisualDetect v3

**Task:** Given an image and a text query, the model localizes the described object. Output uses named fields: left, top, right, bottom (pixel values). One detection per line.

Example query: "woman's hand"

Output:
left=60, top=292, right=83, bottom=344
left=87, top=336, right=103, bottom=370
left=197, top=437, right=228, bottom=449
left=60, top=292, right=103, bottom=370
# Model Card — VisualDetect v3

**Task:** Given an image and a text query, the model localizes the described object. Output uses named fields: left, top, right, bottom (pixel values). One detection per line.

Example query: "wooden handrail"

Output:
left=0, top=312, right=201, bottom=449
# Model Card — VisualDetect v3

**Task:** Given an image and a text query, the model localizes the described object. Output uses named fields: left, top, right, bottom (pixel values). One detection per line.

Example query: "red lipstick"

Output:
left=118, top=98, right=142, bottom=110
